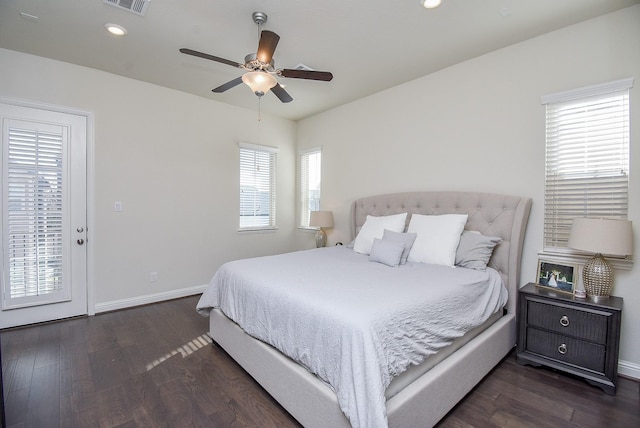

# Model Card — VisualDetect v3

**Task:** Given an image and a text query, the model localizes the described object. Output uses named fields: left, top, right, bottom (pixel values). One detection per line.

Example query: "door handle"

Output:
left=77, top=239, right=85, bottom=245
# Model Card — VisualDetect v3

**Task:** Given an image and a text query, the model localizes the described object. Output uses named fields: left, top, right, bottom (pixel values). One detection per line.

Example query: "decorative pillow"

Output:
left=406, top=213, right=468, bottom=266
left=353, top=213, right=408, bottom=255
left=455, top=230, right=502, bottom=271
left=382, top=229, right=417, bottom=265
left=369, top=238, right=404, bottom=267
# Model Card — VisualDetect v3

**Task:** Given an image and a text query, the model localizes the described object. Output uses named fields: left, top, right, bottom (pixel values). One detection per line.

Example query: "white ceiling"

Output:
left=1, top=0, right=638, bottom=121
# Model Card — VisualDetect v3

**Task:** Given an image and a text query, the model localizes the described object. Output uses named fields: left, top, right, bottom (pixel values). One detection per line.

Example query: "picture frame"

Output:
left=536, top=260, right=577, bottom=295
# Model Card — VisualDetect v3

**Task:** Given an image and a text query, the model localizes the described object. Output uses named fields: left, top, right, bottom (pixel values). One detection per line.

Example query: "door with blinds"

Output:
left=1, top=102, right=88, bottom=328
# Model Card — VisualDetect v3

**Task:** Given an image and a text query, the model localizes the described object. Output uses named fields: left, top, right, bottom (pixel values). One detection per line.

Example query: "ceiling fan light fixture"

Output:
left=242, top=71, right=277, bottom=97
left=421, top=0, right=442, bottom=9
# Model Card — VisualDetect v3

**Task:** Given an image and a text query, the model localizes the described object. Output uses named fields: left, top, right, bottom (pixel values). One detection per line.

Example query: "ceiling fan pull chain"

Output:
left=257, top=97, right=262, bottom=139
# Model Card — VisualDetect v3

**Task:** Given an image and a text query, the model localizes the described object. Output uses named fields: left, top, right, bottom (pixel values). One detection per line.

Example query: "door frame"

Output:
left=1, top=96, right=95, bottom=317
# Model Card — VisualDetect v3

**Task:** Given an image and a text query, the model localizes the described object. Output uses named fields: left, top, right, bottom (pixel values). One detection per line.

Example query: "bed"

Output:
left=197, top=191, right=532, bottom=427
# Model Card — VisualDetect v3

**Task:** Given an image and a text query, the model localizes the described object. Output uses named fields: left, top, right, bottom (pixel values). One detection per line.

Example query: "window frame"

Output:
left=298, top=146, right=322, bottom=229
left=238, top=142, right=278, bottom=232
left=540, top=77, right=633, bottom=269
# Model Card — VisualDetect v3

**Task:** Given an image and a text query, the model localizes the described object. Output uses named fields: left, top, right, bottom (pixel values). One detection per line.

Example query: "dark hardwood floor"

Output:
left=1, top=296, right=638, bottom=427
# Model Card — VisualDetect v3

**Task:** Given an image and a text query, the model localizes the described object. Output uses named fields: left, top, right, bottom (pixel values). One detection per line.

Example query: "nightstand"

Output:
left=516, top=282, right=623, bottom=395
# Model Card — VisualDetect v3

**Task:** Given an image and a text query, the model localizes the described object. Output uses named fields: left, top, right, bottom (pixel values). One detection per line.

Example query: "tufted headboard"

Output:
left=351, top=191, right=532, bottom=315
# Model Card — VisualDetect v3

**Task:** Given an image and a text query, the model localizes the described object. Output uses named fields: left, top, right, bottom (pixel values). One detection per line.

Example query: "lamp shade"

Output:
left=309, top=211, right=333, bottom=228
left=568, top=217, right=633, bottom=256
left=242, top=71, right=277, bottom=96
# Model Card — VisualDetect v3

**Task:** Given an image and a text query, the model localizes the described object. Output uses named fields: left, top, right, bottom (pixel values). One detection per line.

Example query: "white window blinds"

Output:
left=299, top=148, right=321, bottom=228
left=5, top=126, right=65, bottom=298
left=239, top=143, right=277, bottom=230
left=542, top=78, right=632, bottom=249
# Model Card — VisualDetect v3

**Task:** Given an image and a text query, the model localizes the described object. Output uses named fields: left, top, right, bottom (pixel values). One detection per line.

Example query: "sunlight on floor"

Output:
left=145, top=333, right=212, bottom=371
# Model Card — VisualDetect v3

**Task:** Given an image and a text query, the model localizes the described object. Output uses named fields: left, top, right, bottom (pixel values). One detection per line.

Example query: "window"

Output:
left=299, top=147, right=321, bottom=228
left=542, top=78, right=632, bottom=251
left=239, top=142, right=278, bottom=230
left=5, top=125, right=65, bottom=300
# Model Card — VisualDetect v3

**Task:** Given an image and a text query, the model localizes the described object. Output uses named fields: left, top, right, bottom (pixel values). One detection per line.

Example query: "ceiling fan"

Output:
left=179, top=11, right=333, bottom=103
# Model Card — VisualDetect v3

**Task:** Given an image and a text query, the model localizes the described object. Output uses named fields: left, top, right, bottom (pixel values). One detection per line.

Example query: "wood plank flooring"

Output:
left=1, top=295, right=638, bottom=427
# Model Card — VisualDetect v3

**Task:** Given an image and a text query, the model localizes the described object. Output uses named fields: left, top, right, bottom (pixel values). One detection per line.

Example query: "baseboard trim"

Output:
left=94, top=284, right=207, bottom=314
left=619, top=359, right=640, bottom=380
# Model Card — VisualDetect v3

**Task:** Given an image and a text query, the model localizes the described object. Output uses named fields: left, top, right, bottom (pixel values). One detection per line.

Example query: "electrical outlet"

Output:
left=150, top=272, right=158, bottom=282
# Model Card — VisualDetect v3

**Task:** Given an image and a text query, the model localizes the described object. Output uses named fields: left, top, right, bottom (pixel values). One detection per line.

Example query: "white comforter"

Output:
left=196, top=246, right=507, bottom=428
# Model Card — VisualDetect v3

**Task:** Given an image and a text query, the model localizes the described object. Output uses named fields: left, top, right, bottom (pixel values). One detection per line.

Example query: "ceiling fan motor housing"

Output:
left=243, top=53, right=275, bottom=72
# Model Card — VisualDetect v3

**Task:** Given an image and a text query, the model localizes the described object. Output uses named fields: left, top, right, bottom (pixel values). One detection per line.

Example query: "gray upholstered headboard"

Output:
left=351, top=191, right=532, bottom=315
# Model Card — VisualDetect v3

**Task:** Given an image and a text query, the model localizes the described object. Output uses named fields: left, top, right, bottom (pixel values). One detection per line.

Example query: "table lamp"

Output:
left=568, top=217, right=633, bottom=300
left=309, top=211, right=333, bottom=248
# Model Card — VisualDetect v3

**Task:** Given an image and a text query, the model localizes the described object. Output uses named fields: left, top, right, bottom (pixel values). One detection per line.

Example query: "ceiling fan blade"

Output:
left=212, top=76, right=244, bottom=93
left=179, top=48, right=243, bottom=68
left=279, top=69, right=333, bottom=82
left=257, top=30, right=280, bottom=64
left=271, top=83, right=293, bottom=103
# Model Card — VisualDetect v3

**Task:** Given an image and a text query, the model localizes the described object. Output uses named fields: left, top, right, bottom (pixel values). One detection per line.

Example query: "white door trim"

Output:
left=1, top=96, right=95, bottom=317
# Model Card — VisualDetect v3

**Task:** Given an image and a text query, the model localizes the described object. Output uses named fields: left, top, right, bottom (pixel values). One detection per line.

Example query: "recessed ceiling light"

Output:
left=105, top=23, right=127, bottom=36
left=421, top=0, right=442, bottom=9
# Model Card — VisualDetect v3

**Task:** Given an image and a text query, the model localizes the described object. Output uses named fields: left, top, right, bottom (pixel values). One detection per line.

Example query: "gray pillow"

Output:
left=369, top=238, right=405, bottom=267
left=455, top=231, right=502, bottom=271
left=382, top=229, right=417, bottom=265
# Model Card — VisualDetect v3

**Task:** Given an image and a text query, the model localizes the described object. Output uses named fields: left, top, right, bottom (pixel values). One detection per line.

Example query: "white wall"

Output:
left=1, top=5, right=638, bottom=377
left=0, top=48, right=298, bottom=311
left=297, top=6, right=640, bottom=376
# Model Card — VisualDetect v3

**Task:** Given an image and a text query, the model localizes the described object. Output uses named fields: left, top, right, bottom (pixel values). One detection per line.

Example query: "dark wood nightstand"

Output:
left=516, top=282, right=623, bottom=395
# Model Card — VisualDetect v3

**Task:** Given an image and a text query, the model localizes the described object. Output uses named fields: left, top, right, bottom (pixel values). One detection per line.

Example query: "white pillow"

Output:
left=407, top=213, right=468, bottom=266
left=353, top=213, right=407, bottom=255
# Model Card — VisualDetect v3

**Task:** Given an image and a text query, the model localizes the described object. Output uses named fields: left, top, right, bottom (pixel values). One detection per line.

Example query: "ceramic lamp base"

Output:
left=583, top=253, right=614, bottom=300
left=315, top=228, right=327, bottom=248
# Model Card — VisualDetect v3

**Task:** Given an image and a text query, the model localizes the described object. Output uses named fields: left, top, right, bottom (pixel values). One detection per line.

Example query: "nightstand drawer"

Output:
left=526, top=327, right=605, bottom=373
left=527, top=300, right=607, bottom=343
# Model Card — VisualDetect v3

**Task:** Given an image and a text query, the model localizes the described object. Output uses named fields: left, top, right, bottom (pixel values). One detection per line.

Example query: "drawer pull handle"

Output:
left=558, top=343, right=568, bottom=355
left=560, top=315, right=569, bottom=327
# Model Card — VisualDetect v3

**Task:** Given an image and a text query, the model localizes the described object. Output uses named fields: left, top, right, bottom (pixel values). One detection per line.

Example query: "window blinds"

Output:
left=299, top=148, right=321, bottom=228
left=542, top=79, right=631, bottom=249
left=239, top=143, right=277, bottom=229
left=5, top=127, right=64, bottom=298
